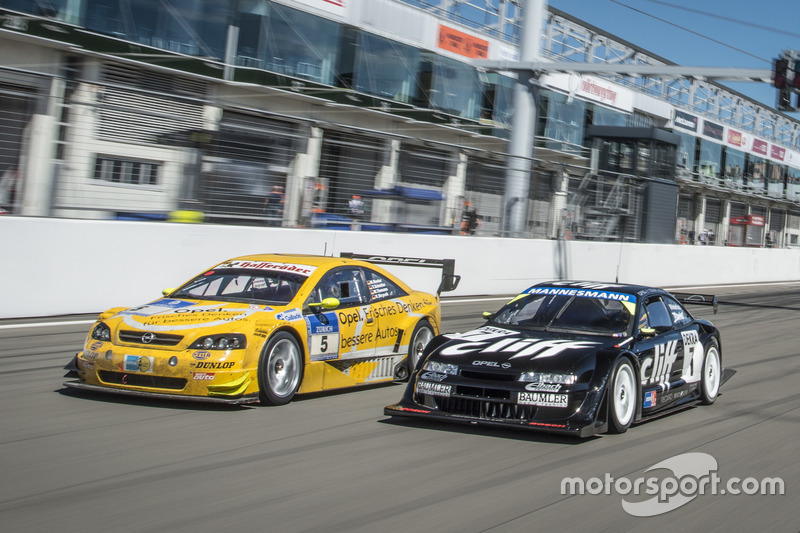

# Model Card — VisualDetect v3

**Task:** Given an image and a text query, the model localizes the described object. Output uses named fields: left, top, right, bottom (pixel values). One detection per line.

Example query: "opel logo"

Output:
left=141, top=332, right=156, bottom=344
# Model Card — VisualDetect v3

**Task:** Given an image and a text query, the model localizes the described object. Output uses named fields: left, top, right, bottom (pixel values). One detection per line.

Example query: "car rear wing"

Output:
left=670, top=292, right=719, bottom=314
left=339, top=252, right=461, bottom=295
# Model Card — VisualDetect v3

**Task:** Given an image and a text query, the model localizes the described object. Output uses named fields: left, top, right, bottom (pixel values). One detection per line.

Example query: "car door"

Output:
left=663, top=295, right=705, bottom=398
left=304, top=266, right=377, bottom=362
left=634, top=295, right=686, bottom=413
left=361, top=267, right=409, bottom=358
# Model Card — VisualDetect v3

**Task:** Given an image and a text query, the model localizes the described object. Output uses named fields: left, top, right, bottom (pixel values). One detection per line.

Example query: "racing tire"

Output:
left=608, top=358, right=637, bottom=434
left=258, top=332, right=303, bottom=406
left=699, top=339, right=721, bottom=405
left=406, top=319, right=434, bottom=378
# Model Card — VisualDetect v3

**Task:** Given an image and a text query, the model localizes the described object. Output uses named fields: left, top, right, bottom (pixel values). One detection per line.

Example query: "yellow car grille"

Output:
left=118, top=330, right=184, bottom=346
left=98, top=370, right=187, bottom=390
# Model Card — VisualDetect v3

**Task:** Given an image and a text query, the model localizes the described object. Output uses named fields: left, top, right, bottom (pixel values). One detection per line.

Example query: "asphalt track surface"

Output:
left=1, top=283, right=798, bottom=532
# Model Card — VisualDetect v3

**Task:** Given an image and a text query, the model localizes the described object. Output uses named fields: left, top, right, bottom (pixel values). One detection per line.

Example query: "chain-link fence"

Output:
left=3, top=68, right=794, bottom=246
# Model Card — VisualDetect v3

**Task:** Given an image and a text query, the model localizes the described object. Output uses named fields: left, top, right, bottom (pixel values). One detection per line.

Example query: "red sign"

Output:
left=771, top=145, right=786, bottom=161
left=727, top=129, right=743, bottom=147
left=752, top=139, right=768, bottom=156
left=438, top=25, right=489, bottom=59
left=730, top=215, right=765, bottom=226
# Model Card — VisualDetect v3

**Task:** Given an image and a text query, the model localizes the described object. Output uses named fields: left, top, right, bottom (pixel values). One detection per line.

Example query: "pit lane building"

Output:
left=1, top=0, right=799, bottom=247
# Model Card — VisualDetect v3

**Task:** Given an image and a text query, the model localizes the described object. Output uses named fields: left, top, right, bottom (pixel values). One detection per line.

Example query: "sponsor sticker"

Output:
left=191, top=361, right=235, bottom=370
left=420, top=371, right=448, bottom=382
left=192, top=351, right=212, bottom=360
left=518, top=391, right=568, bottom=407
left=123, top=355, right=154, bottom=373
left=524, top=382, right=562, bottom=393
left=643, top=390, right=657, bottom=408
left=527, top=287, right=635, bottom=302
left=193, top=372, right=215, bottom=381
left=215, top=260, right=315, bottom=276
left=276, top=308, right=303, bottom=322
left=416, top=380, right=453, bottom=398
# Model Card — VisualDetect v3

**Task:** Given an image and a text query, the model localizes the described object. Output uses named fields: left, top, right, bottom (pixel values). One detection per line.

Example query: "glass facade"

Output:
left=351, top=31, right=420, bottom=103
left=673, top=131, right=696, bottom=181
left=745, top=154, right=767, bottom=192
left=723, top=147, right=745, bottom=189
left=696, top=139, right=722, bottom=184
left=542, top=91, right=585, bottom=153
left=84, top=0, right=229, bottom=58
left=767, top=161, right=785, bottom=198
left=237, top=1, right=341, bottom=84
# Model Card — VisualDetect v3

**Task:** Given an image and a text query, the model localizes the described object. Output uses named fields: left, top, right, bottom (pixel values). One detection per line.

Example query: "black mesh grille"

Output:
left=429, top=395, right=536, bottom=421
left=118, top=330, right=183, bottom=346
left=98, top=370, right=187, bottom=390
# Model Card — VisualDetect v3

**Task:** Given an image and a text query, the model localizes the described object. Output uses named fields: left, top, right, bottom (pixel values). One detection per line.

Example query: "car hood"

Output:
left=107, top=298, right=294, bottom=332
left=428, top=325, right=621, bottom=371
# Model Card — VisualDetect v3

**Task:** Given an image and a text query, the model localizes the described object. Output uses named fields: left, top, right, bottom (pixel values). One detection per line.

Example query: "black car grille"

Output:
left=98, top=370, right=187, bottom=390
left=118, top=330, right=183, bottom=346
left=429, top=395, right=537, bottom=421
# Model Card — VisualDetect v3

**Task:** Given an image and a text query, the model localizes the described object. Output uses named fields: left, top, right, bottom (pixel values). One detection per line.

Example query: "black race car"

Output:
left=385, top=281, right=729, bottom=437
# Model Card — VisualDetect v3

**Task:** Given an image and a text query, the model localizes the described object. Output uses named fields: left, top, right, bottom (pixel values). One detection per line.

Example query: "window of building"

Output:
left=84, top=0, right=228, bottom=59
left=350, top=31, right=420, bottom=104
left=787, top=166, right=800, bottom=201
left=745, top=154, right=767, bottom=193
left=480, top=72, right=514, bottom=135
left=672, top=131, right=696, bottom=181
left=93, top=156, right=159, bottom=186
left=413, top=52, right=483, bottom=120
left=767, top=162, right=786, bottom=198
left=542, top=91, right=585, bottom=154
left=723, top=147, right=745, bottom=189
left=236, top=1, right=341, bottom=85
left=696, top=139, right=722, bottom=184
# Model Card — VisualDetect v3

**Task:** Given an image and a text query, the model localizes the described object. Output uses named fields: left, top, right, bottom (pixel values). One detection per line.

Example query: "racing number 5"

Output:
left=320, top=335, right=328, bottom=352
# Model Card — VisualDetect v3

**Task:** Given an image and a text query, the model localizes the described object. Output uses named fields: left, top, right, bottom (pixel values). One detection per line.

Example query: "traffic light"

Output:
left=774, top=57, right=789, bottom=88
left=793, top=60, right=800, bottom=89
left=777, top=88, right=793, bottom=111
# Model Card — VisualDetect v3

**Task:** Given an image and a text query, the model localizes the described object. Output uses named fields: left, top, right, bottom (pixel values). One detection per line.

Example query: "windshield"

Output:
left=489, top=293, right=634, bottom=335
left=170, top=268, right=306, bottom=305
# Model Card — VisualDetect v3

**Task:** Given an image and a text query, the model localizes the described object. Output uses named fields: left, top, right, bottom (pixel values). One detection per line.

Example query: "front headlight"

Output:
left=423, top=360, right=458, bottom=375
left=91, top=322, right=111, bottom=342
left=518, top=372, right=576, bottom=385
left=190, top=334, right=247, bottom=350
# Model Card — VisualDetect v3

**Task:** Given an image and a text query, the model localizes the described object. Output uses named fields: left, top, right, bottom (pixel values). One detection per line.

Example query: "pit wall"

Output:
left=3, top=216, right=798, bottom=319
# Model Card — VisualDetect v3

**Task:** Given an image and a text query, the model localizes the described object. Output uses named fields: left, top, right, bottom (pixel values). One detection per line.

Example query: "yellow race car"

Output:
left=64, top=253, right=459, bottom=405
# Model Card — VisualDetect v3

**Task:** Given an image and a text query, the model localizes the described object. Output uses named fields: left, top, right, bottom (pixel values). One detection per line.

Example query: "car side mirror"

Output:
left=482, top=311, right=493, bottom=320
left=308, top=297, right=340, bottom=312
left=638, top=327, right=657, bottom=338
left=162, top=288, right=176, bottom=297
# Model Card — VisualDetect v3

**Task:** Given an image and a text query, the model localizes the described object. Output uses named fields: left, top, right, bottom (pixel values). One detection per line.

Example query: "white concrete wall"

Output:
left=2, top=216, right=798, bottom=319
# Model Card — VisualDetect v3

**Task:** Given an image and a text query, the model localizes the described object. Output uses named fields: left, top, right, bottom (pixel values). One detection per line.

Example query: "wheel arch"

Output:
left=595, top=350, right=643, bottom=427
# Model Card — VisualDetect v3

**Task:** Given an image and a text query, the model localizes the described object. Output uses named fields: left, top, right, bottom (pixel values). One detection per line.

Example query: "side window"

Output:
left=307, top=268, right=368, bottom=307
left=363, top=268, right=405, bottom=301
left=644, top=298, right=673, bottom=330
left=664, top=296, right=692, bottom=328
